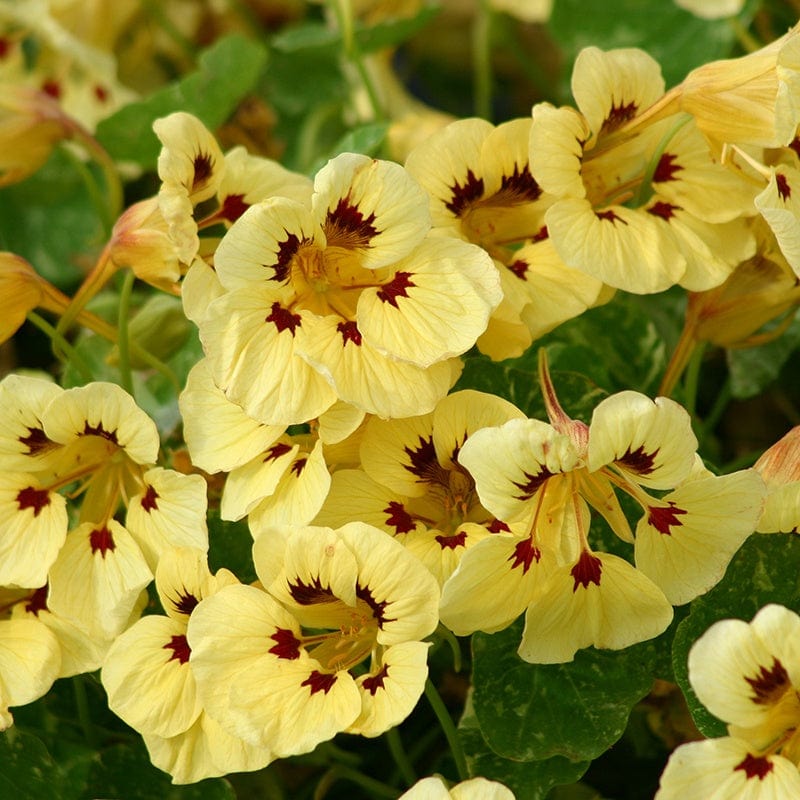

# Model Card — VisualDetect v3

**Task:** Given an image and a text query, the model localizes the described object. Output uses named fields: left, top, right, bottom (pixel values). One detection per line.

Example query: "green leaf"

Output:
left=726, top=314, right=800, bottom=399
left=0, top=729, right=90, bottom=800
left=0, top=149, right=104, bottom=289
left=96, top=34, right=268, bottom=167
left=459, top=694, right=589, bottom=800
left=547, top=0, right=738, bottom=90
left=672, top=533, right=800, bottom=738
left=471, top=618, right=656, bottom=763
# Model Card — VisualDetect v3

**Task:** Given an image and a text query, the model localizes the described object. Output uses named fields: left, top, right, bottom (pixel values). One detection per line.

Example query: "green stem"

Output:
left=683, top=340, right=706, bottom=421
left=116, top=271, right=136, bottom=398
left=385, top=727, right=416, bottom=788
left=436, top=623, right=462, bottom=674
left=71, top=129, right=124, bottom=232
left=728, top=16, right=762, bottom=53
left=27, top=311, right=94, bottom=383
left=425, top=677, right=469, bottom=782
left=314, top=765, right=399, bottom=799
left=635, top=113, right=693, bottom=206
left=296, top=101, right=342, bottom=172
left=473, top=0, right=493, bottom=121
left=73, top=676, right=98, bottom=750
left=127, top=342, right=181, bottom=393
left=697, top=377, right=731, bottom=447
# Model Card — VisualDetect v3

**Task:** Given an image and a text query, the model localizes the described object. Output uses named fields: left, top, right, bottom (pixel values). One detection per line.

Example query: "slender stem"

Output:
left=683, top=340, right=706, bottom=421
left=73, top=676, right=98, bottom=749
left=313, top=765, right=399, bottom=800
left=473, top=0, right=493, bottom=121
left=728, top=16, right=762, bottom=53
left=71, top=129, right=124, bottom=231
left=425, top=678, right=469, bottom=782
left=385, top=727, right=416, bottom=788
left=437, top=624, right=462, bottom=674
left=116, top=270, right=136, bottom=397
left=27, top=311, right=94, bottom=383
left=697, top=378, right=731, bottom=446
left=635, top=113, right=692, bottom=206
left=658, top=318, right=698, bottom=398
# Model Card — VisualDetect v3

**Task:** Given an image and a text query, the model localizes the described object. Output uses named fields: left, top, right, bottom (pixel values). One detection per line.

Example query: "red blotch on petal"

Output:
left=0, top=38, right=10, bottom=59
left=377, top=272, right=415, bottom=307
left=734, top=753, right=774, bottom=780
left=266, top=301, right=301, bottom=335
left=507, top=537, right=540, bottom=574
left=647, top=201, right=678, bottom=220
left=337, top=320, right=362, bottom=346
left=509, top=259, right=529, bottom=280
left=403, top=436, right=439, bottom=480
left=191, top=153, right=214, bottom=192
left=272, top=231, right=302, bottom=282
left=219, top=193, right=250, bottom=224
left=170, top=589, right=199, bottom=617
left=357, top=583, right=395, bottom=628
left=744, top=658, right=791, bottom=705
left=301, top=669, right=337, bottom=695
left=512, top=467, right=555, bottom=500
left=777, top=173, right=792, bottom=202
left=82, top=421, right=119, bottom=444
left=265, top=442, right=293, bottom=461
left=90, top=526, right=116, bottom=557
left=384, top=501, right=415, bottom=534
left=164, top=634, right=191, bottom=664
left=487, top=518, right=510, bottom=533
left=601, top=101, right=638, bottom=134
left=647, top=502, right=688, bottom=535
left=15, top=486, right=51, bottom=517
left=446, top=169, right=485, bottom=216
left=19, top=426, right=54, bottom=456
left=93, top=84, right=110, bottom=103
left=652, top=153, right=683, bottom=183
left=595, top=209, right=628, bottom=225
left=290, top=457, right=307, bottom=477
left=617, top=444, right=657, bottom=475
left=571, top=550, right=602, bottom=591
left=435, top=531, right=468, bottom=550
left=41, top=79, right=61, bottom=99
left=499, top=164, right=542, bottom=203
left=325, top=197, right=378, bottom=248
left=269, top=628, right=302, bottom=660
left=25, top=585, right=48, bottom=616
left=362, top=664, right=389, bottom=696
left=141, top=484, right=159, bottom=513
left=289, top=577, right=336, bottom=605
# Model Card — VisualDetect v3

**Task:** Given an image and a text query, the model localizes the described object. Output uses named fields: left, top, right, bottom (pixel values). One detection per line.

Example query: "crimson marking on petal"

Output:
left=507, top=538, right=540, bottom=574
left=90, top=526, right=116, bottom=557
left=219, top=193, right=250, bottom=224
left=791, top=137, right=800, bottom=159
left=266, top=301, right=301, bottom=335
left=377, top=272, right=416, bottom=307
left=301, top=669, right=337, bottom=695
left=141, top=484, right=159, bottom=513
left=163, top=634, right=191, bottom=664
left=744, top=658, right=791, bottom=706
left=647, top=201, right=678, bottom=220
left=42, top=79, right=61, bottom=99
left=191, top=153, right=214, bottom=192
left=601, top=100, right=638, bottom=134
left=290, top=457, right=307, bottom=477
left=269, top=628, right=302, bottom=660
left=384, top=501, right=415, bottom=534
left=734, top=753, right=774, bottom=781
left=272, top=231, right=302, bottom=282
left=93, top=84, right=110, bottom=103
left=512, top=467, right=555, bottom=500
left=533, top=225, right=549, bottom=242
left=289, top=576, right=336, bottom=605
left=20, top=426, right=53, bottom=455
left=777, top=173, right=792, bottom=202
left=595, top=209, right=628, bottom=225
left=265, top=442, right=293, bottom=462
left=325, top=196, right=378, bottom=249
left=509, top=259, right=529, bottom=280
left=488, top=518, right=510, bottom=533
left=15, top=485, right=51, bottom=517
left=402, top=436, right=442, bottom=483
left=82, top=421, right=119, bottom=444
left=617, top=444, right=658, bottom=475
left=435, top=531, right=468, bottom=550
left=652, top=153, right=683, bottom=183
left=648, top=502, right=688, bottom=535
left=25, top=585, right=48, bottom=616
left=362, top=665, right=389, bottom=695
left=357, top=583, right=396, bottom=628
left=571, top=550, right=602, bottom=591
left=498, top=164, right=542, bottom=203
left=337, top=320, right=362, bottom=346
left=0, top=38, right=10, bottom=59
left=169, top=587, right=200, bottom=617
left=446, top=169, right=485, bottom=216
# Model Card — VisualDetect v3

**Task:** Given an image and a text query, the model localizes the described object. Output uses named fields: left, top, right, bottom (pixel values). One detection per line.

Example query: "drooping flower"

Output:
left=399, top=775, right=516, bottom=799
left=656, top=604, right=800, bottom=798
left=187, top=523, right=439, bottom=755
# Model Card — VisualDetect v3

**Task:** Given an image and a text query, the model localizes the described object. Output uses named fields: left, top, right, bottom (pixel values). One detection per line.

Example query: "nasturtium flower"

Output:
left=314, top=389, right=527, bottom=585
left=530, top=47, right=755, bottom=294
left=400, top=775, right=515, bottom=799
left=753, top=425, right=800, bottom=533
left=656, top=605, right=800, bottom=798
left=188, top=523, right=439, bottom=755
left=201, top=152, right=499, bottom=424
left=405, top=116, right=605, bottom=359
left=102, top=547, right=271, bottom=784
left=439, top=351, right=765, bottom=663
left=0, top=616, right=60, bottom=730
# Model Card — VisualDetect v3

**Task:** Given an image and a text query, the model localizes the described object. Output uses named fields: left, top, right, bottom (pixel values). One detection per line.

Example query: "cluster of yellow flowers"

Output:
left=3, top=5, right=800, bottom=796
